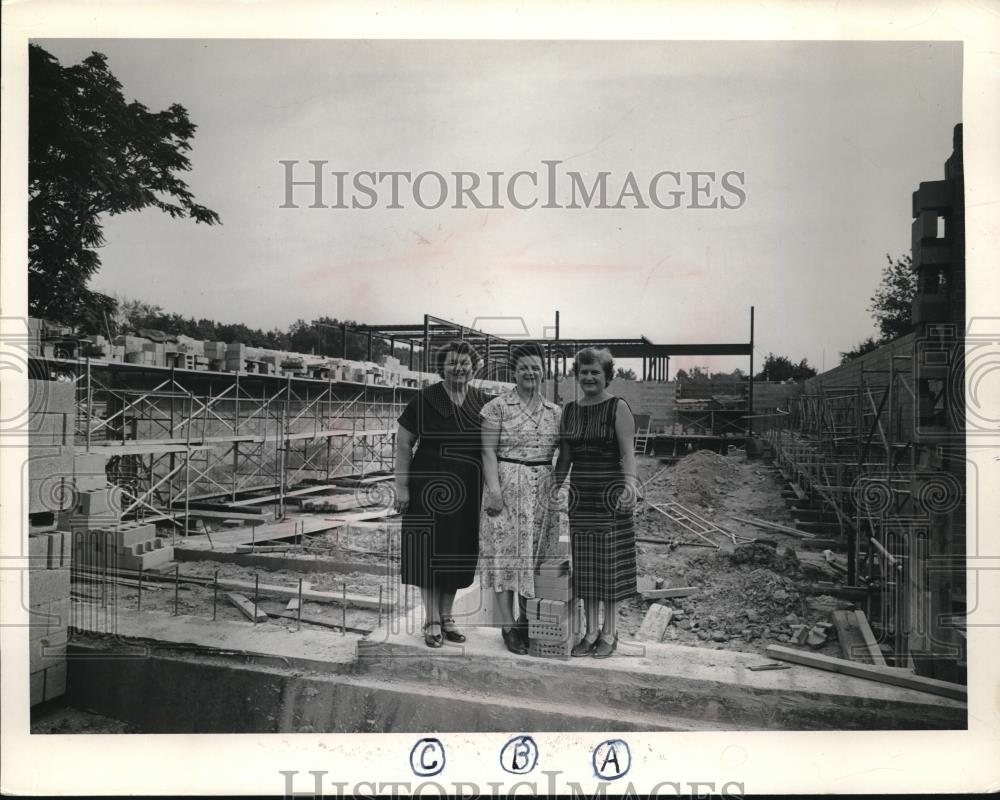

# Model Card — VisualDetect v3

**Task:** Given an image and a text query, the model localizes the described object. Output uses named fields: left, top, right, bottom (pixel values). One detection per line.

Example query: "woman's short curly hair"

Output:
left=434, top=340, right=481, bottom=378
left=573, top=347, right=615, bottom=386
left=508, top=343, right=547, bottom=372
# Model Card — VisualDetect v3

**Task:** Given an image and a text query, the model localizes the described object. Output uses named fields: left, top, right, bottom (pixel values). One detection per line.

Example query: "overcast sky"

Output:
left=37, top=39, right=961, bottom=374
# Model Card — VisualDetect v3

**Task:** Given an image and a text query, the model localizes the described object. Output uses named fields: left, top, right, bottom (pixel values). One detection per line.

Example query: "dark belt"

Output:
left=498, top=456, right=551, bottom=467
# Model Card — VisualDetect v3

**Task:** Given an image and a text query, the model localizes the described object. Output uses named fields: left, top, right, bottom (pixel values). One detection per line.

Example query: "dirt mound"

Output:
left=648, top=449, right=742, bottom=508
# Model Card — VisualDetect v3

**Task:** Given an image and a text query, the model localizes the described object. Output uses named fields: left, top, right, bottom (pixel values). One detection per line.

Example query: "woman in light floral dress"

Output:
left=480, top=343, right=566, bottom=654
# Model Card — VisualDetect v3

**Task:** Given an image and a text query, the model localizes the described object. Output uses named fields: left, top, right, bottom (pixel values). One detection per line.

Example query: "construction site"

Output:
left=25, top=126, right=968, bottom=734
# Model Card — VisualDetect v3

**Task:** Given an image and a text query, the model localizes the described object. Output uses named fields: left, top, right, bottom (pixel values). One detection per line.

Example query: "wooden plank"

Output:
left=265, top=610, right=371, bottom=635
left=217, top=578, right=384, bottom=610
left=636, top=604, right=674, bottom=642
left=831, top=610, right=874, bottom=664
left=176, top=516, right=348, bottom=551
left=226, top=592, right=269, bottom=622
left=729, top=515, right=815, bottom=539
left=323, top=507, right=395, bottom=524
left=764, top=645, right=966, bottom=702
left=640, top=587, right=699, bottom=600
left=285, top=597, right=301, bottom=612
left=171, top=509, right=277, bottom=522
left=854, top=610, right=888, bottom=666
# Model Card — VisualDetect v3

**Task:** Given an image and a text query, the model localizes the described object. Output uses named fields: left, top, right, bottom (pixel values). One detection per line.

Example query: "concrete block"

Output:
left=125, top=350, right=155, bottom=365
left=30, top=629, right=68, bottom=673
left=537, top=558, right=570, bottom=578
left=44, top=662, right=68, bottom=701
left=532, top=579, right=571, bottom=602
left=912, top=180, right=953, bottom=216
left=29, top=531, right=70, bottom=569
left=28, top=534, right=53, bottom=569
left=29, top=567, right=70, bottom=606
left=114, top=335, right=150, bottom=353
left=72, top=487, right=122, bottom=519
left=30, top=669, right=45, bottom=706
left=30, top=410, right=72, bottom=444
left=912, top=210, right=940, bottom=248
left=117, top=544, right=173, bottom=571
left=526, top=597, right=569, bottom=622
left=115, top=523, right=157, bottom=548
left=30, top=597, right=71, bottom=638
left=73, top=474, right=106, bottom=493
left=29, top=379, right=76, bottom=416
left=28, top=445, right=77, bottom=514
left=527, top=638, right=572, bottom=659
left=913, top=240, right=951, bottom=269
left=30, top=663, right=68, bottom=706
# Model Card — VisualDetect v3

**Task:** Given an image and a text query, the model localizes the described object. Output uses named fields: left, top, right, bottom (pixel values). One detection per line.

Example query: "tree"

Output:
left=841, top=254, right=918, bottom=363
left=29, top=45, right=221, bottom=327
left=839, top=336, right=880, bottom=365
left=615, top=367, right=637, bottom=381
left=869, top=253, right=917, bottom=341
left=754, top=353, right=817, bottom=382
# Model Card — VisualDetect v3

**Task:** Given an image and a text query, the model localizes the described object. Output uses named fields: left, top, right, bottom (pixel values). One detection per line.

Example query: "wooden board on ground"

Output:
left=177, top=515, right=350, bottom=551
left=854, top=609, right=888, bottom=666
left=324, top=507, right=395, bottom=524
left=335, top=474, right=394, bottom=487
left=265, top=610, right=371, bottom=635
left=831, top=610, right=874, bottom=664
left=217, top=578, right=385, bottom=610
left=171, top=509, right=277, bottom=522
left=299, top=495, right=380, bottom=513
left=636, top=604, right=674, bottom=642
left=764, top=644, right=966, bottom=702
left=729, top=514, right=814, bottom=538
left=285, top=597, right=300, bottom=612
left=640, top=586, right=698, bottom=600
left=226, top=592, right=269, bottom=622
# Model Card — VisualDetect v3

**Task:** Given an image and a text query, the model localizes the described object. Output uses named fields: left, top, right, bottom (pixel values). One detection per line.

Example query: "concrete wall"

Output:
left=547, top=377, right=800, bottom=431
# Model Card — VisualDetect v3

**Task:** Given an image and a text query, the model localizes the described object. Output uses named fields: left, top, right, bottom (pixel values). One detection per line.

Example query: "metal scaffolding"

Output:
left=37, top=356, right=410, bottom=533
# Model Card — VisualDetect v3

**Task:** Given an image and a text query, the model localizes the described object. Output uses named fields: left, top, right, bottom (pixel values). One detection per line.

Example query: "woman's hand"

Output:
left=615, top=482, right=640, bottom=514
left=394, top=485, right=410, bottom=515
left=483, top=487, right=504, bottom=517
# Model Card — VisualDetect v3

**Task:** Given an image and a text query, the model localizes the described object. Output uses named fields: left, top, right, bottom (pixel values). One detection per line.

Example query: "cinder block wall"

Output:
left=546, top=376, right=800, bottom=431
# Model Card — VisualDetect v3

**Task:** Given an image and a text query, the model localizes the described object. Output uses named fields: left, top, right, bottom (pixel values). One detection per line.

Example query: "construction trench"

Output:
left=26, top=127, right=968, bottom=734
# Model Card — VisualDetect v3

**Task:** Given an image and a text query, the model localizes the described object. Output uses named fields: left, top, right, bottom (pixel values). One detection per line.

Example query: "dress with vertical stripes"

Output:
left=561, top=397, right=638, bottom=602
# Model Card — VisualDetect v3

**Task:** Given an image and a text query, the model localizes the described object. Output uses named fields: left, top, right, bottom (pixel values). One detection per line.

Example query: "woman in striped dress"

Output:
left=553, top=347, right=639, bottom=658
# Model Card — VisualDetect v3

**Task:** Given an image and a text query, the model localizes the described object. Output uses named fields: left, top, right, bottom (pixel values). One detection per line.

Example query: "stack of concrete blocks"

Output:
left=204, top=341, right=227, bottom=371
left=82, top=334, right=110, bottom=359
left=139, top=341, right=166, bottom=366
left=27, top=379, right=76, bottom=516
left=111, top=521, right=172, bottom=571
left=28, top=530, right=72, bottom=706
left=527, top=557, right=574, bottom=659
left=225, top=343, right=248, bottom=373
left=398, top=369, right=419, bottom=388
left=260, top=354, right=280, bottom=375
left=339, top=360, right=365, bottom=383
left=167, top=337, right=208, bottom=371
left=379, top=356, right=403, bottom=387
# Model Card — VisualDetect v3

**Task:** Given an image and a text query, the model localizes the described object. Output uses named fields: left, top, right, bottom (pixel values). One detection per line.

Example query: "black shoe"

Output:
left=593, top=634, right=618, bottom=659
left=441, top=617, right=466, bottom=643
left=571, top=635, right=599, bottom=657
left=423, top=623, right=443, bottom=648
left=502, top=626, right=528, bottom=655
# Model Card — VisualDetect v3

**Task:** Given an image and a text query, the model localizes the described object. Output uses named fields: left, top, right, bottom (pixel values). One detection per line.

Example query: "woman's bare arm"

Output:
left=394, top=424, right=416, bottom=513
